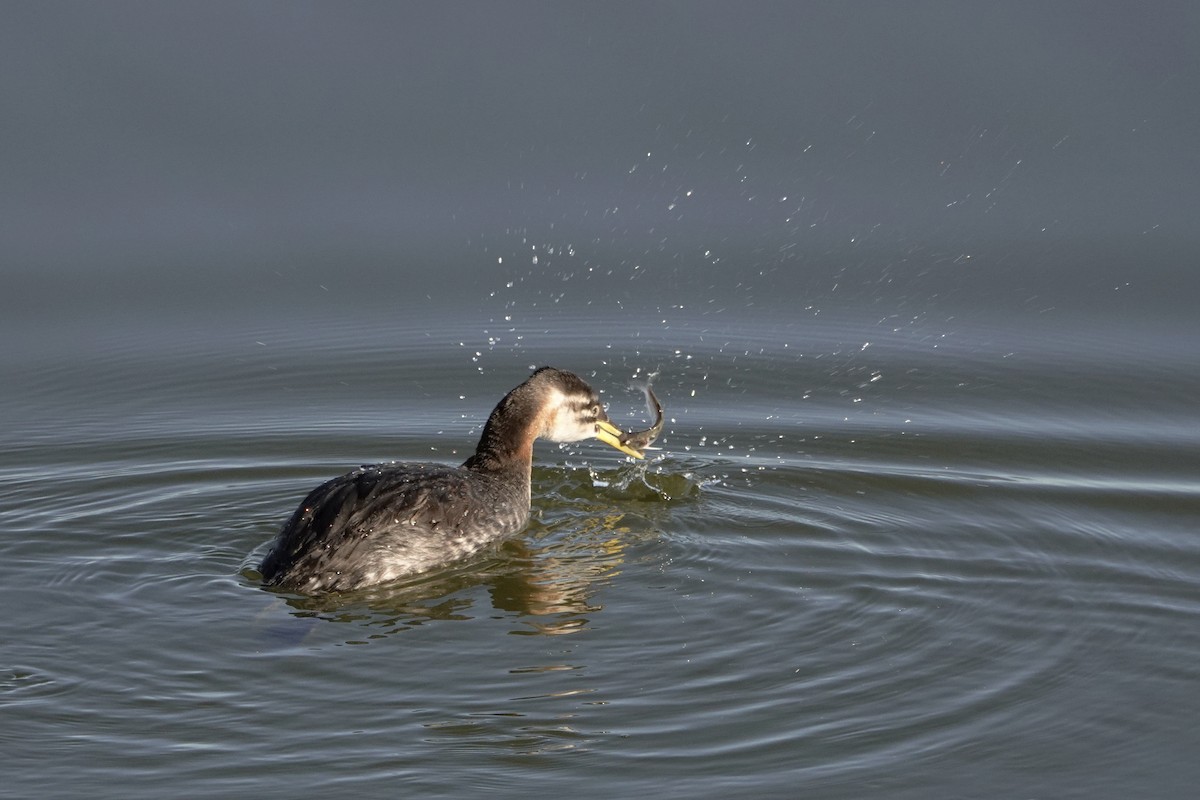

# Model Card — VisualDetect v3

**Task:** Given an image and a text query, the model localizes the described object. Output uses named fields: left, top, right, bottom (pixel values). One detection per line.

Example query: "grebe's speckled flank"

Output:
left=258, top=367, right=662, bottom=593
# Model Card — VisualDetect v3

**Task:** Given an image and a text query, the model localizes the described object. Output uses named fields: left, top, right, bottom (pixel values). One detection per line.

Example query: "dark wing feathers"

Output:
left=261, top=464, right=460, bottom=580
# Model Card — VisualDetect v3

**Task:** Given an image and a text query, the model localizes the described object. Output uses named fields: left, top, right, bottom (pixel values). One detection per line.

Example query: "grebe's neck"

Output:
left=461, top=377, right=548, bottom=475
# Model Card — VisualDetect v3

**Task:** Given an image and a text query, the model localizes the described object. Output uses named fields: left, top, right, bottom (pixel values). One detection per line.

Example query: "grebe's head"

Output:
left=529, top=367, right=646, bottom=459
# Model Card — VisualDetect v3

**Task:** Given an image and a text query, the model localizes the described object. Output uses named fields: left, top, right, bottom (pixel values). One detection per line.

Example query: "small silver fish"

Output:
left=618, top=385, right=664, bottom=456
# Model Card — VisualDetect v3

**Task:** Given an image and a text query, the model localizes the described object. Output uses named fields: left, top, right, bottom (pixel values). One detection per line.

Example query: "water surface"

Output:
left=3, top=270, right=1198, bottom=798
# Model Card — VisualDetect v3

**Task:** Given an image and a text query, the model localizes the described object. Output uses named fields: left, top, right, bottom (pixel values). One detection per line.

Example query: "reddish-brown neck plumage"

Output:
left=461, top=371, right=547, bottom=472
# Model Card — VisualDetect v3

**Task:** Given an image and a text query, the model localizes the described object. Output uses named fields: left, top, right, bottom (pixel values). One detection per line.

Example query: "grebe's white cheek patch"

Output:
left=542, top=387, right=596, bottom=443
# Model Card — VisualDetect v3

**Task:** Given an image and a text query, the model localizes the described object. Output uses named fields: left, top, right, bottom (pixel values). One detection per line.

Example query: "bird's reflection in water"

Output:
left=259, top=511, right=635, bottom=644
left=493, top=516, right=630, bottom=636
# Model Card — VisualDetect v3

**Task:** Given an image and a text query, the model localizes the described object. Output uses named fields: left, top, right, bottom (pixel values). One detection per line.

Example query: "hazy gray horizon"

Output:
left=4, top=2, right=1197, bottom=274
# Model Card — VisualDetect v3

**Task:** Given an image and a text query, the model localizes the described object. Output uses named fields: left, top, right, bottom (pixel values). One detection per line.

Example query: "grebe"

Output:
left=258, top=367, right=662, bottom=593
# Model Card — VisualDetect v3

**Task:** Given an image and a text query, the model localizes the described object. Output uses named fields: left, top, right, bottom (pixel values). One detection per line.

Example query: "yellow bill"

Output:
left=595, top=419, right=645, bottom=459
